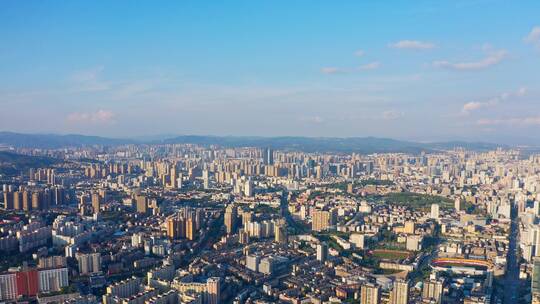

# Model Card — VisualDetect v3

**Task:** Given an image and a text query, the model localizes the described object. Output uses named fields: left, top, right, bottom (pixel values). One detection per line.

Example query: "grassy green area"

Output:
left=0, top=151, right=62, bottom=175
left=370, top=249, right=410, bottom=260
left=374, top=268, right=404, bottom=275
left=358, top=179, right=395, bottom=186
left=322, top=179, right=394, bottom=192
left=377, top=192, right=453, bottom=211
left=100, top=210, right=131, bottom=223
left=0, top=251, right=34, bottom=271
left=251, top=204, right=279, bottom=214
left=371, top=229, right=406, bottom=250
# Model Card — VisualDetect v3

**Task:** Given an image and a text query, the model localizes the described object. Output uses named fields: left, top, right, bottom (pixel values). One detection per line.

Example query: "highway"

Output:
left=503, top=205, right=520, bottom=303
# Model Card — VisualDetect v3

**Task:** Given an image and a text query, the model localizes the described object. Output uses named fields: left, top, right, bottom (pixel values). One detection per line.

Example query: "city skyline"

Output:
left=1, top=1, right=540, bottom=143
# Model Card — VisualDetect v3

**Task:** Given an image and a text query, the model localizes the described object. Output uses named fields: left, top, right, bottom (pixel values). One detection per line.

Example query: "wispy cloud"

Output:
left=524, top=26, right=540, bottom=48
left=354, top=50, right=365, bottom=57
left=389, top=40, right=435, bottom=50
left=67, top=110, right=116, bottom=124
left=433, top=48, right=507, bottom=71
left=477, top=116, right=540, bottom=126
left=461, top=87, right=526, bottom=114
left=321, top=67, right=347, bottom=74
left=359, top=62, right=380, bottom=70
left=70, top=66, right=110, bottom=92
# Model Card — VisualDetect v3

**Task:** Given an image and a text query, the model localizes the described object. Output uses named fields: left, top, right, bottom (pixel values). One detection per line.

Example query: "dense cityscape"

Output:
left=2, top=1, right=540, bottom=303
left=0, top=142, right=538, bottom=303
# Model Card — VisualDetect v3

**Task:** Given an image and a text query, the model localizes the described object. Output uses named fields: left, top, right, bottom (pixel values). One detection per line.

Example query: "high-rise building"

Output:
left=22, top=191, right=31, bottom=211
left=0, top=273, right=17, bottom=301
left=312, top=209, right=336, bottom=231
left=430, top=204, right=440, bottom=220
left=136, top=195, right=148, bottom=214
left=91, top=192, right=101, bottom=214
left=186, top=217, right=196, bottom=240
left=403, top=221, right=415, bottom=234
left=206, top=277, right=220, bottom=304
left=263, top=148, right=274, bottom=165
left=13, top=191, right=22, bottom=210
left=244, top=180, right=254, bottom=197
left=242, top=212, right=252, bottom=228
left=224, top=205, right=238, bottom=234
left=38, top=268, right=69, bottom=293
left=167, top=216, right=186, bottom=239
left=274, top=223, right=287, bottom=244
left=316, top=243, right=328, bottom=262
left=360, top=283, right=380, bottom=304
left=239, top=229, right=250, bottom=244
left=77, top=253, right=101, bottom=275
left=455, top=197, right=463, bottom=211
left=3, top=191, right=13, bottom=209
left=52, top=187, right=65, bottom=205
left=16, top=269, right=39, bottom=297
left=169, top=165, right=177, bottom=188
left=103, top=277, right=143, bottom=303
left=389, top=280, right=409, bottom=304
left=167, top=217, right=180, bottom=239
left=422, top=279, right=443, bottom=304
left=31, top=192, right=42, bottom=210
left=202, top=169, right=210, bottom=189
left=533, top=257, right=540, bottom=297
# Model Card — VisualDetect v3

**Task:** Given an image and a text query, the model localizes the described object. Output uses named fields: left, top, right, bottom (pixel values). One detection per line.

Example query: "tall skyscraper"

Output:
left=312, top=209, right=336, bottom=231
left=360, top=283, right=380, bottom=304
left=263, top=148, right=274, bottom=165
left=169, top=165, right=177, bottom=188
left=224, top=205, right=238, bottom=234
left=274, top=223, right=287, bottom=244
left=186, top=217, right=196, bottom=240
left=136, top=195, right=148, bottom=214
left=316, top=243, right=328, bottom=262
left=389, top=279, right=409, bottom=304
left=430, top=204, right=440, bottom=220
left=533, top=257, right=540, bottom=297
left=422, top=279, right=443, bottom=304
left=167, top=217, right=180, bottom=239
left=91, top=192, right=101, bottom=214
left=454, top=197, right=463, bottom=212
left=77, top=253, right=101, bottom=275
left=206, top=277, right=220, bottom=304
left=3, top=191, right=13, bottom=209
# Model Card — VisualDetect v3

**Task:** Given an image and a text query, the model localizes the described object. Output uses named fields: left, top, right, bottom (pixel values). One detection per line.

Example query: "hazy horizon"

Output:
left=1, top=1, right=540, bottom=144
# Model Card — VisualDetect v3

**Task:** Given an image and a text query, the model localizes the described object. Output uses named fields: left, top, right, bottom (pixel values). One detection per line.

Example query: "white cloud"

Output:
left=67, top=110, right=116, bottom=124
left=382, top=110, right=404, bottom=120
left=433, top=49, right=507, bottom=71
left=524, top=26, right=540, bottom=47
left=321, top=67, right=346, bottom=74
left=354, top=50, right=365, bottom=57
left=461, top=87, right=527, bottom=114
left=477, top=116, right=540, bottom=126
left=517, top=87, right=527, bottom=96
left=389, top=40, right=435, bottom=50
left=359, top=62, right=380, bottom=70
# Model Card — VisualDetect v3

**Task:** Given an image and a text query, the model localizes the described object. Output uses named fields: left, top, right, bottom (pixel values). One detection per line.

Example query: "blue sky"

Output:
left=1, top=1, right=539, bottom=144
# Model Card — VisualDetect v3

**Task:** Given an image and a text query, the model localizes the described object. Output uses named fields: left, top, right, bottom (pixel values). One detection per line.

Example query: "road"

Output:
left=280, top=190, right=308, bottom=234
left=503, top=205, right=520, bottom=303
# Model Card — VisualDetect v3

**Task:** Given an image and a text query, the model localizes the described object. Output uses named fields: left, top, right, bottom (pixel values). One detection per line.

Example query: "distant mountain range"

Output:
left=0, top=131, right=507, bottom=154
left=0, top=132, right=133, bottom=149
left=0, top=151, right=62, bottom=175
